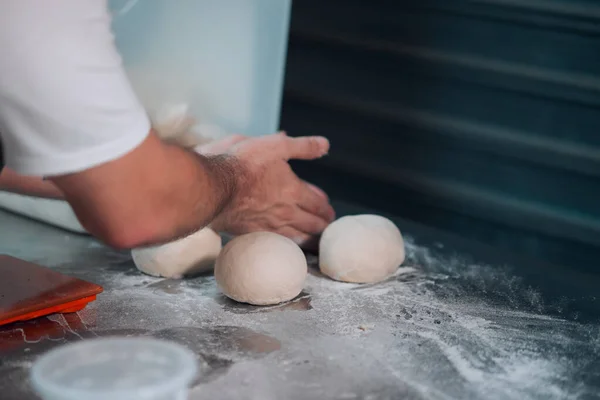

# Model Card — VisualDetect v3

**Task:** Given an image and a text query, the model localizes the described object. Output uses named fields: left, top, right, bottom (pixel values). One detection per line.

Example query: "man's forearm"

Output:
left=148, top=147, right=241, bottom=243
left=195, top=153, right=240, bottom=221
left=50, top=132, right=243, bottom=249
left=0, top=168, right=64, bottom=199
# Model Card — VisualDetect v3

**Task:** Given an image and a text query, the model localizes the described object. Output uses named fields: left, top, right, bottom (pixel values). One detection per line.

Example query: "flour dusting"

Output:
left=79, top=236, right=599, bottom=399
left=2, top=234, right=598, bottom=400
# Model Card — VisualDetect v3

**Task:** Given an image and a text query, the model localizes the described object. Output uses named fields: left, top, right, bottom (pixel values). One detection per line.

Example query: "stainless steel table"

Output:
left=1, top=205, right=599, bottom=400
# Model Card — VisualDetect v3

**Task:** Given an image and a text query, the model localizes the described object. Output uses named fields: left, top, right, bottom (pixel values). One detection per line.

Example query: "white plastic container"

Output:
left=30, top=338, right=198, bottom=400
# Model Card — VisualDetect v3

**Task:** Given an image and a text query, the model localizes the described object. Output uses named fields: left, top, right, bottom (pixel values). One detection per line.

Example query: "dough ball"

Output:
left=132, top=228, right=222, bottom=279
left=319, top=215, right=405, bottom=283
left=215, top=232, right=307, bottom=305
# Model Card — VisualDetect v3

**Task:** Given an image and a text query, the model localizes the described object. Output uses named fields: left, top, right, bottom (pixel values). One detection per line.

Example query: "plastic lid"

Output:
left=30, top=337, right=198, bottom=400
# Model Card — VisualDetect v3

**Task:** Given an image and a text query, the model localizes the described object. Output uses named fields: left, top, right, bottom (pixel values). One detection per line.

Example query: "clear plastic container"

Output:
left=30, top=337, right=198, bottom=400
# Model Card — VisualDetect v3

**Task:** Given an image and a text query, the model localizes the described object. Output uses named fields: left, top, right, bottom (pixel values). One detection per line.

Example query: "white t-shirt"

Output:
left=0, top=0, right=150, bottom=176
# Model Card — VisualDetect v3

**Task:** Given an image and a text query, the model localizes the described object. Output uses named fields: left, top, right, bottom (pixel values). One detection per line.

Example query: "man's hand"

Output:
left=48, top=130, right=333, bottom=250
left=208, top=132, right=335, bottom=245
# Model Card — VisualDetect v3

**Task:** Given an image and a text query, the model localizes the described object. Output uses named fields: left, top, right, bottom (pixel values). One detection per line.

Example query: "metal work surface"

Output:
left=1, top=205, right=599, bottom=400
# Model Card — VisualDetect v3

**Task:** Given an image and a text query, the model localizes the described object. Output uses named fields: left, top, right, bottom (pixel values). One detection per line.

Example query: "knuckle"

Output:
left=286, top=183, right=303, bottom=198
left=245, top=222, right=263, bottom=233
left=265, top=218, right=282, bottom=230
left=301, top=197, right=323, bottom=215
left=281, top=138, right=293, bottom=154
left=275, top=206, right=295, bottom=223
left=263, top=207, right=294, bottom=230
left=301, top=203, right=319, bottom=216
left=265, top=134, right=283, bottom=146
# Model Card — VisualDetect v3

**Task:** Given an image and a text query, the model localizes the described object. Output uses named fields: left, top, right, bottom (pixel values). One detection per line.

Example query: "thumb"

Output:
left=284, top=136, right=329, bottom=160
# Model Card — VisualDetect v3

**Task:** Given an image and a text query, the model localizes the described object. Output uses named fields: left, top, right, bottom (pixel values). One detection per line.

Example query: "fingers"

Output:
left=289, top=209, right=331, bottom=237
left=296, top=182, right=336, bottom=223
left=275, top=226, right=313, bottom=247
left=304, top=181, right=328, bottom=201
left=228, top=132, right=329, bottom=161
left=282, top=136, right=329, bottom=160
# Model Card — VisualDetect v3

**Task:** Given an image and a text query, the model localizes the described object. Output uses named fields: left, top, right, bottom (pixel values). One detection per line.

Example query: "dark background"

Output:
left=280, top=0, right=600, bottom=273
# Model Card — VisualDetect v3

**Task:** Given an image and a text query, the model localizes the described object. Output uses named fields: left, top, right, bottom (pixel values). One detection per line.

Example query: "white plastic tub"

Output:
left=31, top=337, right=198, bottom=400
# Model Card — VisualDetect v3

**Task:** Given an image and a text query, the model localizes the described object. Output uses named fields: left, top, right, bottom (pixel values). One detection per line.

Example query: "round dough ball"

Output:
left=132, top=228, right=222, bottom=279
left=215, top=232, right=307, bottom=305
left=319, top=215, right=405, bottom=283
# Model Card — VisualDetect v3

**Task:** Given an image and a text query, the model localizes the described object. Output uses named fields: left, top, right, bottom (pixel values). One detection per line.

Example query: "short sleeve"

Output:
left=0, top=0, right=150, bottom=176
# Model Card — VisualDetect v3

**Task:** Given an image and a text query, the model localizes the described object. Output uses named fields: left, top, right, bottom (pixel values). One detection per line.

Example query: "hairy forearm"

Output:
left=0, top=168, right=64, bottom=199
left=50, top=132, right=243, bottom=249
left=147, top=147, right=241, bottom=244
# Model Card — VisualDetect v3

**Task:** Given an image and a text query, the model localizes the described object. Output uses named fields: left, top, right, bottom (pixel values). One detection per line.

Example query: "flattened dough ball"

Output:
left=319, top=215, right=405, bottom=283
left=215, top=232, right=307, bottom=305
left=132, top=228, right=222, bottom=279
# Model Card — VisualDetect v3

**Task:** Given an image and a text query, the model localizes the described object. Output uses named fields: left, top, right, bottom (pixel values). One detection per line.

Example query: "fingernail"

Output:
left=314, top=136, right=329, bottom=154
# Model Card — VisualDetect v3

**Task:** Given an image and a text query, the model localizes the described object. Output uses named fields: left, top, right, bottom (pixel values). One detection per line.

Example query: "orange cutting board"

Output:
left=0, top=254, right=103, bottom=326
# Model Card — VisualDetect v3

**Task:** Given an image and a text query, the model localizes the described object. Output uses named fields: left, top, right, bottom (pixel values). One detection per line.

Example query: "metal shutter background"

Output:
left=280, top=0, right=600, bottom=273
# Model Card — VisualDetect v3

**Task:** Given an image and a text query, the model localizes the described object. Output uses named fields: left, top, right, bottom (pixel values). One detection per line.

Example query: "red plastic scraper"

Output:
left=0, top=254, right=103, bottom=326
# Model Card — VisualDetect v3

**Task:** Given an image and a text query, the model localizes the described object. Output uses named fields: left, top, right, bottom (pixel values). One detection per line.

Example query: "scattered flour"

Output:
left=2, top=235, right=598, bottom=400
